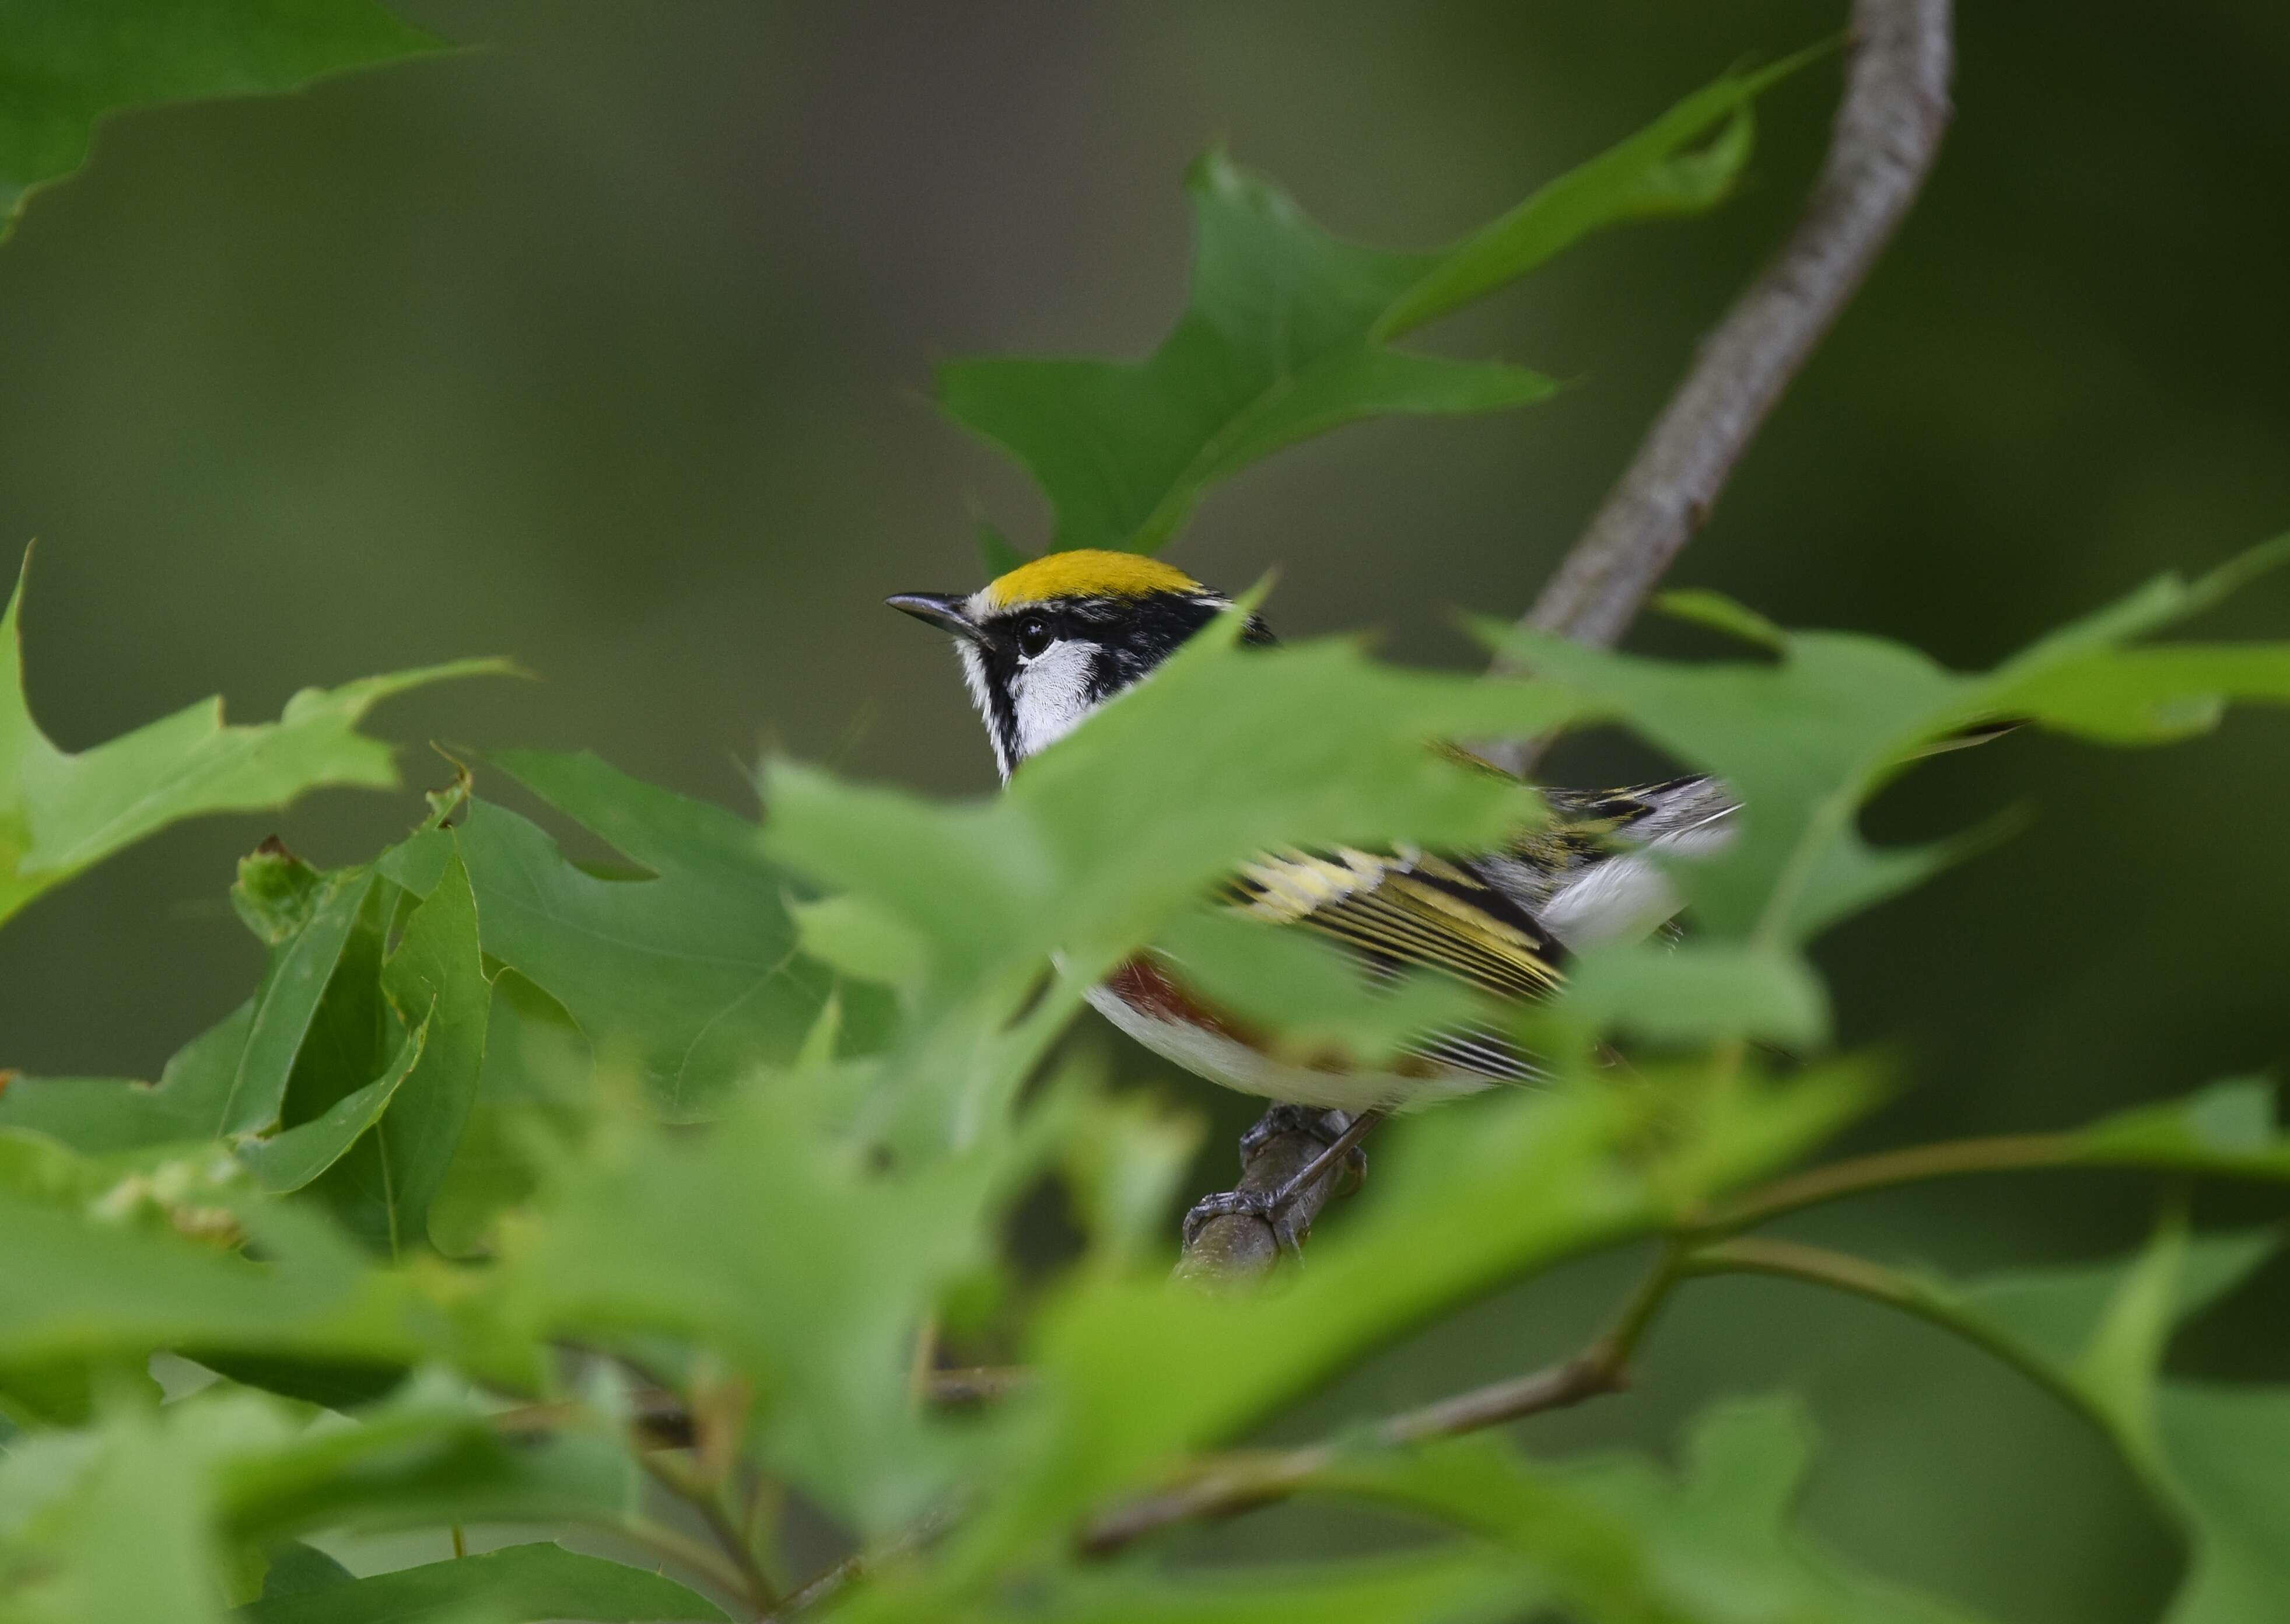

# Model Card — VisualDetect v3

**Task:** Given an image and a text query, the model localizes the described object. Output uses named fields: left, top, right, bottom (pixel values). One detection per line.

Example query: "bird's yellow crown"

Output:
left=982, top=549, right=1203, bottom=610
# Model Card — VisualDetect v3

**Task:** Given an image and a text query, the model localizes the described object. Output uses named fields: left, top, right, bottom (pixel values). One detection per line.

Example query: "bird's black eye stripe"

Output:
left=1013, top=612, right=1056, bottom=659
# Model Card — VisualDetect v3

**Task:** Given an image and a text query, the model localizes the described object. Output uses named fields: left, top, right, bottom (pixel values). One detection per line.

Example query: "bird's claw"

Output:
left=1186, top=1106, right=1373, bottom=1258
left=1181, top=1185, right=1311, bottom=1255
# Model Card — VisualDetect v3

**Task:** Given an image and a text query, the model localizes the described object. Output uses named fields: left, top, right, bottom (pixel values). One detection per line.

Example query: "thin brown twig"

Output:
left=1079, top=1354, right=1622, bottom=1556
left=1487, top=0, right=1954, bottom=772
left=927, top=1364, right=1035, bottom=1405
left=640, top=1450, right=782, bottom=1611
left=758, top=1504, right=960, bottom=1623
left=1091, top=1114, right=2099, bottom=1552
left=1084, top=1239, right=1689, bottom=1554
left=491, top=1368, right=1032, bottom=1446
left=620, top=1514, right=758, bottom=1604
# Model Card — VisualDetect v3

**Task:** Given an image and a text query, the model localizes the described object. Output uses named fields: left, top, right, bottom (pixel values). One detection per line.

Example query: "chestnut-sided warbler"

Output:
left=889, top=550, right=1730, bottom=1242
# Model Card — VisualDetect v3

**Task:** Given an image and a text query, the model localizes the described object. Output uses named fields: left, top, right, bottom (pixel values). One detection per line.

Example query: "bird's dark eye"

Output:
left=1013, top=613, right=1056, bottom=659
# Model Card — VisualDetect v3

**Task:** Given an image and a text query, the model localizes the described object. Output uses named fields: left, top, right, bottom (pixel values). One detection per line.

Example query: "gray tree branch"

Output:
left=1170, top=1118, right=1353, bottom=1287
left=1185, top=0, right=1956, bottom=1275
left=1486, top=0, right=1953, bottom=775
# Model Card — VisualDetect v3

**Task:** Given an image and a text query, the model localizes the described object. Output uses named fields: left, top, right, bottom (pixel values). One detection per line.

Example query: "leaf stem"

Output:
left=1707, top=1132, right=2074, bottom=1233
left=759, top=1506, right=958, bottom=1623
left=619, top=1513, right=757, bottom=1604
left=1678, top=1237, right=2139, bottom=1465
left=640, top=1449, right=783, bottom=1611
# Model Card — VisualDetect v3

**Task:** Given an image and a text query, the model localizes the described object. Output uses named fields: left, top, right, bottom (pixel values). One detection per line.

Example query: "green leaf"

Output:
left=1955, top=1221, right=2276, bottom=1465
left=201, top=1377, right=643, bottom=1544
left=229, top=842, right=331, bottom=946
left=1, top=1382, right=651, bottom=1620
left=1150, top=908, right=1495, bottom=1070
left=0, top=550, right=505, bottom=929
left=1792, top=1221, right=2289, bottom=1623
left=0, top=0, right=443, bottom=237
left=0, top=1002, right=256, bottom=1154
left=43, top=1405, right=229, bottom=1624
left=237, top=1542, right=728, bottom=1623
left=0, top=1137, right=535, bottom=1395
left=1372, top=51, right=1815, bottom=338
left=1652, top=587, right=1788, bottom=651
left=1559, top=939, right=1831, bottom=1048
left=236, top=1017, right=424, bottom=1195
left=316, top=846, right=490, bottom=1257
left=2154, top=1385, right=2290, bottom=1623
left=502, top=1073, right=1022, bottom=1535
left=790, top=893, right=930, bottom=989
left=1047, top=1073, right=1203, bottom=1277
left=423, top=971, right=589, bottom=1260
left=2, top=857, right=398, bottom=1157
left=967, top=1549, right=1543, bottom=1624
left=224, top=874, right=381, bottom=1137
left=2076, top=1078, right=2290, bottom=1181
left=937, top=57, right=1798, bottom=554
left=1973, top=1230, right=2290, bottom=1623
left=1318, top=1396, right=1986, bottom=1624
left=1484, top=534, right=2290, bottom=947
left=395, top=751, right=858, bottom=1118
left=257, top=1542, right=353, bottom=1599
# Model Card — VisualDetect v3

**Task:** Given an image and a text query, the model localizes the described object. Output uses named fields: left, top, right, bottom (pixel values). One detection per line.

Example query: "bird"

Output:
left=888, top=548, right=1732, bottom=1246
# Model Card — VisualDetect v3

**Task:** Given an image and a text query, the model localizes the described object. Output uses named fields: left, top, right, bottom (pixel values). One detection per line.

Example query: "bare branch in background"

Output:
left=1087, top=1241, right=1686, bottom=1553
left=1486, top=0, right=1953, bottom=775
left=1188, top=0, right=1957, bottom=1275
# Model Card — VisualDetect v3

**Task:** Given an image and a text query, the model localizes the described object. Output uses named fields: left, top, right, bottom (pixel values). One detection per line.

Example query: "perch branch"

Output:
left=1489, top=0, right=1953, bottom=769
left=1171, top=1115, right=1360, bottom=1287
left=1185, top=0, right=1959, bottom=1282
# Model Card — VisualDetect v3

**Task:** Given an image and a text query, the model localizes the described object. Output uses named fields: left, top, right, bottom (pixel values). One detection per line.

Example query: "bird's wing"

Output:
left=1477, top=775, right=1739, bottom=946
left=1221, top=845, right=1563, bottom=1085
left=1204, top=777, right=1738, bottom=1084
left=1228, top=846, right=1567, bottom=1003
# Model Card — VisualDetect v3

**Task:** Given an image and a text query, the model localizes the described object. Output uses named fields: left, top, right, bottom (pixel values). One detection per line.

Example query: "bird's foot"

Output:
left=1235, top=1105, right=1365, bottom=1181
left=1181, top=1184, right=1304, bottom=1254
left=1183, top=1106, right=1381, bottom=1257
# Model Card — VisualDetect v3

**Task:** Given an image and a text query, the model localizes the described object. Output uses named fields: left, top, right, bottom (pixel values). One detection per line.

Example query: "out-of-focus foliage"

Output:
left=1320, top=1399, right=1986, bottom=1624
left=3, top=13, right=2288, bottom=1624
left=6, top=529, right=2290, bottom=1619
left=240, top=1541, right=730, bottom=1623
left=0, top=0, right=440, bottom=235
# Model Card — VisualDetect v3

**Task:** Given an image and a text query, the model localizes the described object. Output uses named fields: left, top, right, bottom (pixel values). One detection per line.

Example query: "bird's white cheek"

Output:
left=1012, top=645, right=1098, bottom=760
left=955, top=643, right=1013, bottom=780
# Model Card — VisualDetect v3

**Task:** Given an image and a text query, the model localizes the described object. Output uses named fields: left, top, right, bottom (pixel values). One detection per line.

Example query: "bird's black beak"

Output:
left=885, top=592, right=986, bottom=646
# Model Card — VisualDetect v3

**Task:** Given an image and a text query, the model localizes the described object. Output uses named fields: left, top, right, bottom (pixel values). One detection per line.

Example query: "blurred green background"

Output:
left=2, top=4, right=2286, bottom=1619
